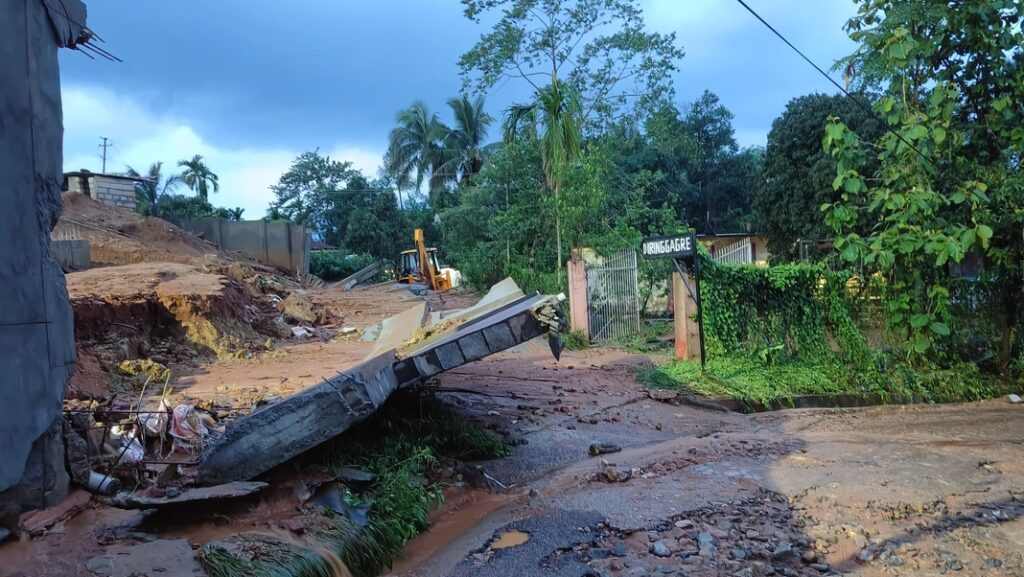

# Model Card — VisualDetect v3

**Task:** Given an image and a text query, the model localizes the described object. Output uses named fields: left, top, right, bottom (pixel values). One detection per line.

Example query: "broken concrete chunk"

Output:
left=111, top=481, right=267, bottom=509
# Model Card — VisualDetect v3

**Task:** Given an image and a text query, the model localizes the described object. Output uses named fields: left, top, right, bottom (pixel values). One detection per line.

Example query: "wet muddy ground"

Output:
left=391, top=349, right=1024, bottom=577
left=2, top=347, right=1023, bottom=577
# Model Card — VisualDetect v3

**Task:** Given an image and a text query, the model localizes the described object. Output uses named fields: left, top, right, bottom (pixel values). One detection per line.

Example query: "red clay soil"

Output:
left=59, top=192, right=234, bottom=267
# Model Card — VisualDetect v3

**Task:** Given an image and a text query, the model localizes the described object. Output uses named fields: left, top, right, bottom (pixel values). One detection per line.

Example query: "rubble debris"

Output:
left=197, top=283, right=564, bottom=485
left=279, top=291, right=324, bottom=324
left=86, top=471, right=121, bottom=495
left=291, top=325, right=315, bottom=338
left=20, top=489, right=92, bottom=535
left=1008, top=393, right=1022, bottom=404
left=118, top=358, right=171, bottom=384
left=110, top=481, right=268, bottom=509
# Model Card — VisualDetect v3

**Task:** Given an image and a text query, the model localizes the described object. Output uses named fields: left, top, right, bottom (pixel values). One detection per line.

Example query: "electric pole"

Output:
left=99, top=136, right=110, bottom=173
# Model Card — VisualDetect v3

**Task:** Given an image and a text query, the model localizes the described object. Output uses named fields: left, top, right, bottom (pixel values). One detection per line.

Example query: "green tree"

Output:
left=177, top=154, right=220, bottom=201
left=459, top=0, right=683, bottom=128
left=754, top=93, right=883, bottom=260
left=437, top=95, right=494, bottom=185
left=267, top=151, right=360, bottom=245
left=504, top=81, right=585, bottom=285
left=824, top=0, right=1023, bottom=366
left=386, top=102, right=447, bottom=207
left=126, top=161, right=183, bottom=215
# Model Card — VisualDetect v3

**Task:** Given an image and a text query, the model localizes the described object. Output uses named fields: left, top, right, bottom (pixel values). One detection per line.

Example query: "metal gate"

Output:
left=587, top=249, right=641, bottom=342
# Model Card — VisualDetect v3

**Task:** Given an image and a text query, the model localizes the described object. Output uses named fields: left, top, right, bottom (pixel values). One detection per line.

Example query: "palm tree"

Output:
left=503, top=81, right=584, bottom=285
left=227, top=207, right=245, bottom=221
left=386, top=101, right=446, bottom=207
left=126, top=161, right=183, bottom=215
left=437, top=95, right=494, bottom=185
left=177, top=154, right=219, bottom=201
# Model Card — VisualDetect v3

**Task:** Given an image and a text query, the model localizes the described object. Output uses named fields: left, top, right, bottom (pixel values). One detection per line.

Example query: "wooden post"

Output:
left=672, top=269, right=700, bottom=360
left=567, top=257, right=590, bottom=338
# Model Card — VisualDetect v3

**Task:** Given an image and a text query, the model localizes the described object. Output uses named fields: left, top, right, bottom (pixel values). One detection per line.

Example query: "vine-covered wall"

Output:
left=697, top=253, right=869, bottom=364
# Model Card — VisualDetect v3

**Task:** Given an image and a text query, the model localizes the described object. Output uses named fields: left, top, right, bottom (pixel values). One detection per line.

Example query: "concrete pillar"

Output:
left=672, top=271, right=700, bottom=360
left=567, top=258, right=589, bottom=338
left=0, top=0, right=85, bottom=521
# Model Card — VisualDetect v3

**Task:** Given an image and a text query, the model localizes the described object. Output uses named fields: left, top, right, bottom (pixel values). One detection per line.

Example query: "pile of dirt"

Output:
left=65, top=262, right=287, bottom=399
left=59, top=192, right=232, bottom=266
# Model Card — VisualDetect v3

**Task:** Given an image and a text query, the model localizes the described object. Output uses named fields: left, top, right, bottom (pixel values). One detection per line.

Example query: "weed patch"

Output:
left=640, top=353, right=1015, bottom=408
left=199, top=391, right=505, bottom=577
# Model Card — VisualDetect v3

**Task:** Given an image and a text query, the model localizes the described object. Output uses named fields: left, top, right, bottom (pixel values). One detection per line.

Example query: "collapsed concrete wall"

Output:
left=0, top=0, right=85, bottom=522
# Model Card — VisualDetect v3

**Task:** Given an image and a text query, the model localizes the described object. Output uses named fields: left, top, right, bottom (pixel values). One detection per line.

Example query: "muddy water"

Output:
left=489, top=530, right=529, bottom=549
left=389, top=488, right=517, bottom=574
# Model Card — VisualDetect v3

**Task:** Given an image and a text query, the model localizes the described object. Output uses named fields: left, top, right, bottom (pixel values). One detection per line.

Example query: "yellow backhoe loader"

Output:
left=398, top=229, right=452, bottom=291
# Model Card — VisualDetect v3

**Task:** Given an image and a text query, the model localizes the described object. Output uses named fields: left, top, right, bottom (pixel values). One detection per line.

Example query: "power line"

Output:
left=734, top=0, right=934, bottom=167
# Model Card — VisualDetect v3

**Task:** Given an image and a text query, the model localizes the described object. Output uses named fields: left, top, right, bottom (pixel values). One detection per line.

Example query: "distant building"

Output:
left=63, top=170, right=142, bottom=210
left=699, top=233, right=770, bottom=265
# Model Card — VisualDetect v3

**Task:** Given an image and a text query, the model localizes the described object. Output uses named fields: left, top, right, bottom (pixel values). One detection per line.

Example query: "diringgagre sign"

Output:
left=640, top=232, right=696, bottom=261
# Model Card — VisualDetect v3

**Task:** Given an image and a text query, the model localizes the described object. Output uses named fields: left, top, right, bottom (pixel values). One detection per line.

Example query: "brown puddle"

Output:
left=490, top=529, right=529, bottom=549
left=389, top=488, right=517, bottom=574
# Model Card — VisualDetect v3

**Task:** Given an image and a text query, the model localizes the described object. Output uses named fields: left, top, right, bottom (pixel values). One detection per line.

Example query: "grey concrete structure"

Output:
left=51, top=239, right=91, bottom=271
left=63, top=171, right=140, bottom=210
left=0, top=0, right=84, bottom=520
left=197, top=293, right=561, bottom=485
left=180, top=218, right=311, bottom=274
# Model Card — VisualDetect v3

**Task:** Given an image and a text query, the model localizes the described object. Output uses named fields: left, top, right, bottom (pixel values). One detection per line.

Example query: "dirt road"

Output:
left=3, top=344, right=1021, bottom=577
left=392, top=349, right=1024, bottom=577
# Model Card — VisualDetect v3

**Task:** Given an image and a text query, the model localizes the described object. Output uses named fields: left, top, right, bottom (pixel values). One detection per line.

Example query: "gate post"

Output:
left=672, top=269, right=701, bottom=360
left=567, top=257, right=589, bottom=337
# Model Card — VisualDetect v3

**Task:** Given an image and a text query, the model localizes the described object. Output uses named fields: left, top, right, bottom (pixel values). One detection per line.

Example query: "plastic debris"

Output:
left=169, top=405, right=209, bottom=452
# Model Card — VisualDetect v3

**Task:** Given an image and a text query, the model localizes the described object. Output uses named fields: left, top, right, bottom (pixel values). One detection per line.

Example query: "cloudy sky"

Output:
left=60, top=0, right=858, bottom=218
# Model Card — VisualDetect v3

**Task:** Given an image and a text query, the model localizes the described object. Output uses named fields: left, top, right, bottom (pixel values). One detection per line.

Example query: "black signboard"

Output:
left=641, top=232, right=696, bottom=261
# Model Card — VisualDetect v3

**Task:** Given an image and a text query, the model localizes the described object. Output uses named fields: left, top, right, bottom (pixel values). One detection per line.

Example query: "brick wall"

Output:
left=90, top=175, right=136, bottom=210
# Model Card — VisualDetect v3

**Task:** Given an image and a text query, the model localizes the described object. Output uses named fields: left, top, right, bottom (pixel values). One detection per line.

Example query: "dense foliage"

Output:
left=824, top=0, right=1023, bottom=365
left=753, top=93, right=884, bottom=260
left=309, top=251, right=378, bottom=282
left=267, top=151, right=407, bottom=262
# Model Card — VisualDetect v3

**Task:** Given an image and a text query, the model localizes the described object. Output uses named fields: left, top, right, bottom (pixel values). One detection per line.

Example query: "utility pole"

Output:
left=99, top=136, right=110, bottom=173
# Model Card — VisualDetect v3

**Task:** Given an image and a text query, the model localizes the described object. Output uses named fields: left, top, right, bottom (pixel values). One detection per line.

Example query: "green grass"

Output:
left=612, top=319, right=674, bottom=353
left=639, top=353, right=1016, bottom=408
left=199, top=391, right=507, bottom=577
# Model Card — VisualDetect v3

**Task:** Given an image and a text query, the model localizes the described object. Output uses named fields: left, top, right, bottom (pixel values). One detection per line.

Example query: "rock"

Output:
left=609, top=559, right=624, bottom=571
left=772, top=540, right=794, bottom=560
left=986, top=558, right=1003, bottom=569
left=279, top=292, right=318, bottom=324
left=1008, top=394, right=1022, bottom=404
left=674, top=519, right=694, bottom=529
left=809, top=563, right=830, bottom=572
left=339, top=326, right=357, bottom=335
left=602, top=466, right=631, bottom=483
left=590, top=547, right=612, bottom=559
left=86, top=555, right=114, bottom=575
left=613, top=542, right=627, bottom=557
left=651, top=540, right=672, bottom=557
left=731, top=547, right=749, bottom=560
left=655, top=567, right=674, bottom=574
left=529, top=488, right=540, bottom=498
left=733, top=569, right=753, bottom=577
left=333, top=466, right=375, bottom=486
left=857, top=549, right=875, bottom=563
left=590, top=443, right=622, bottom=456
left=801, top=549, right=816, bottom=563
left=688, top=447, right=698, bottom=455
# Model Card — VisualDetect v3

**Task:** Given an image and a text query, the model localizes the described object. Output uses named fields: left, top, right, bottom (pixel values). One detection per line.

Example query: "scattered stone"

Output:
left=1008, top=394, right=1022, bottom=404
left=333, top=466, right=375, bottom=486
left=164, top=485, right=182, bottom=498
left=674, top=519, right=694, bottom=529
left=809, top=562, right=830, bottom=572
left=601, top=466, right=631, bottom=483
left=772, top=540, right=795, bottom=560
left=86, top=555, right=114, bottom=575
left=590, top=547, right=612, bottom=559
left=857, top=549, right=875, bottom=563
left=613, top=542, right=627, bottom=557
left=651, top=540, right=672, bottom=557
left=688, top=447, right=698, bottom=455
left=801, top=549, right=816, bottom=563
left=529, top=488, right=540, bottom=498
left=589, top=443, right=622, bottom=456
left=733, top=569, right=753, bottom=577
left=731, top=547, right=749, bottom=560
left=986, top=558, right=1003, bottom=569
